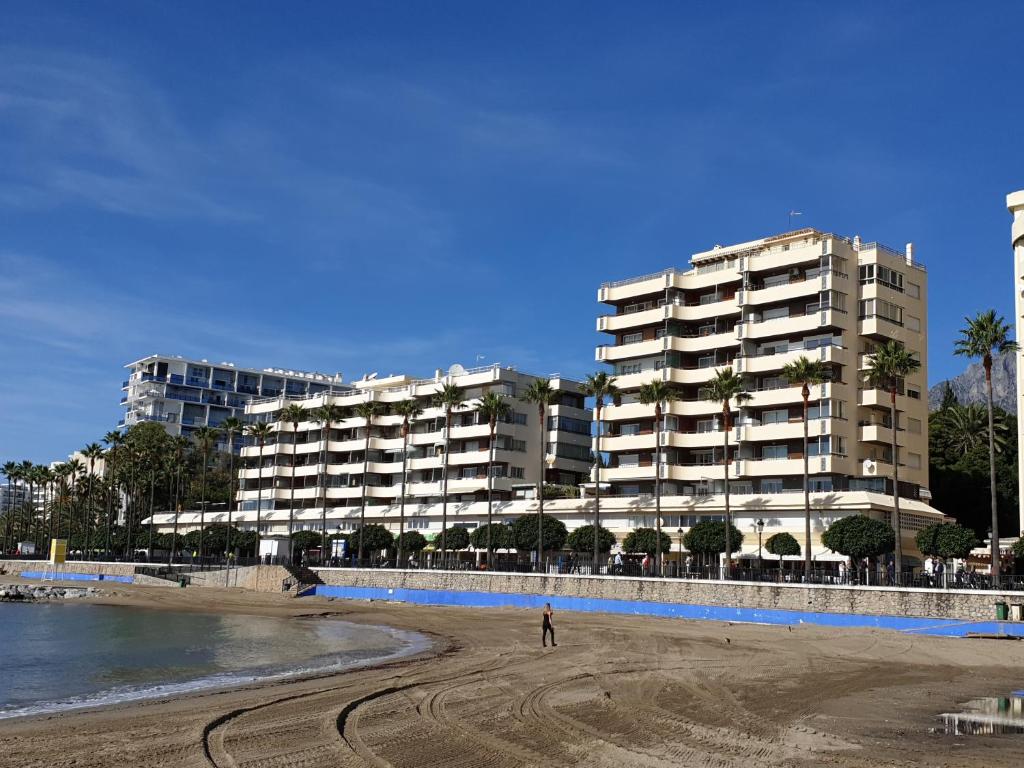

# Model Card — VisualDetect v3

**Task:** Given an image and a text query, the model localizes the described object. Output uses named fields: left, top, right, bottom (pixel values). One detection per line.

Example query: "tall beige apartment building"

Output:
left=595, top=228, right=944, bottom=560
left=1010, top=190, right=1024, bottom=538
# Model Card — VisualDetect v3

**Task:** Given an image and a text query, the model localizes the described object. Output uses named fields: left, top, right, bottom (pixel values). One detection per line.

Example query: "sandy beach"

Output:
left=2, top=582, right=1023, bottom=768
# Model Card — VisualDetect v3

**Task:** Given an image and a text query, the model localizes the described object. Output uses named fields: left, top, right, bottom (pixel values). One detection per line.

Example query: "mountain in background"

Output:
left=928, top=351, right=1017, bottom=413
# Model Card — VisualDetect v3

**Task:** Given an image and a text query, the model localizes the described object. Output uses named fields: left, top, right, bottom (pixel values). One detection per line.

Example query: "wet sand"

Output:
left=2, top=581, right=1023, bottom=767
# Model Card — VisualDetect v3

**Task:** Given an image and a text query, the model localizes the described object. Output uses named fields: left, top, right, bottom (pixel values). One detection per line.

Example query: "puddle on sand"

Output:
left=935, top=694, right=1024, bottom=736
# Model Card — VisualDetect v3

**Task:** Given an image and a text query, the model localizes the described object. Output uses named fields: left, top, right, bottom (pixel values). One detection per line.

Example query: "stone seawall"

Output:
left=0, top=561, right=140, bottom=578
left=310, top=568, right=1024, bottom=623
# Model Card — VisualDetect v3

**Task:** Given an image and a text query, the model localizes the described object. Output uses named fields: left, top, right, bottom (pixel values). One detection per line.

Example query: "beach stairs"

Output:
left=282, top=565, right=323, bottom=597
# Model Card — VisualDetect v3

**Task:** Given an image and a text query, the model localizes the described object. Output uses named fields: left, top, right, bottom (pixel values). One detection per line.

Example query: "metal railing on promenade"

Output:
left=3, top=553, right=1023, bottom=593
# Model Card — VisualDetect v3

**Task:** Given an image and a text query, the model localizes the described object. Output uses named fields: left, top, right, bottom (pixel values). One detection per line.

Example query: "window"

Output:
left=809, top=477, right=833, bottom=492
left=407, top=518, right=429, bottom=529
left=807, top=437, right=831, bottom=457
left=858, top=298, right=904, bottom=325
left=807, top=401, right=831, bottom=420
left=859, top=264, right=905, bottom=292
left=761, top=409, right=789, bottom=425
left=762, top=444, right=788, bottom=460
left=618, top=363, right=642, bottom=375
left=620, top=423, right=641, bottom=436
left=698, top=355, right=716, bottom=368
left=907, top=417, right=922, bottom=434
left=906, top=281, right=921, bottom=299
left=905, top=315, right=921, bottom=332
left=907, top=387, right=921, bottom=400
left=762, top=376, right=787, bottom=390
left=763, top=306, right=789, bottom=321
left=906, top=453, right=922, bottom=469
left=509, top=467, right=525, bottom=479
left=622, top=332, right=643, bottom=345
left=761, top=478, right=784, bottom=494
left=619, top=453, right=639, bottom=468
left=512, top=411, right=528, bottom=425
left=694, top=450, right=714, bottom=465
left=696, top=419, right=716, bottom=433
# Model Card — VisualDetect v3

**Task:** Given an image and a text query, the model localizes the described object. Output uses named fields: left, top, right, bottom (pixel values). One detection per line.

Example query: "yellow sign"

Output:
left=49, top=539, right=67, bottom=565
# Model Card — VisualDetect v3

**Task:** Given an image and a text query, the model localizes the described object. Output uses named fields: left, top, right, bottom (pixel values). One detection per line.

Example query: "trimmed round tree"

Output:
left=351, top=524, right=394, bottom=554
left=512, top=514, right=568, bottom=554
left=765, top=532, right=800, bottom=570
left=434, top=525, right=471, bottom=552
left=566, top=524, right=615, bottom=555
left=622, top=527, right=672, bottom=556
left=291, top=529, right=325, bottom=554
left=470, top=523, right=513, bottom=551
left=394, top=530, right=428, bottom=556
left=821, top=514, right=894, bottom=569
left=682, top=520, right=744, bottom=568
left=915, top=522, right=978, bottom=561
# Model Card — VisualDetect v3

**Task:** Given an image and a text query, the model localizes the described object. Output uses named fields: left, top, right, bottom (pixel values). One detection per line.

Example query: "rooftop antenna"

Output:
left=475, top=354, right=486, bottom=364
left=788, top=210, right=802, bottom=229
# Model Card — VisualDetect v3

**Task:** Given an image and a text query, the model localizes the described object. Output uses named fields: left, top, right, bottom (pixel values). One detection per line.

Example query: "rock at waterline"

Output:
left=0, top=583, right=103, bottom=602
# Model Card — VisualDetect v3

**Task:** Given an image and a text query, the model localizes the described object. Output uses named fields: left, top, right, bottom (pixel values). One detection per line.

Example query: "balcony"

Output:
left=736, top=342, right=845, bottom=375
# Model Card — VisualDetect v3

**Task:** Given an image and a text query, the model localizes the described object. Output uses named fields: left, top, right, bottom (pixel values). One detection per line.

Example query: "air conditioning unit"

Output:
left=862, top=459, right=877, bottom=476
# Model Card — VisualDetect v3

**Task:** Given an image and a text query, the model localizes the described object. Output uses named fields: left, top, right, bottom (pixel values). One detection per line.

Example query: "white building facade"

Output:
left=120, top=354, right=347, bottom=452
left=1009, top=190, right=1024, bottom=538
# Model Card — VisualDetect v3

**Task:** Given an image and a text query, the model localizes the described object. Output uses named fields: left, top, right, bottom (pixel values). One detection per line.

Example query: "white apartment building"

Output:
left=225, top=364, right=592, bottom=535
left=1010, top=190, right=1024, bottom=538
left=120, top=354, right=348, bottom=452
left=594, top=227, right=945, bottom=561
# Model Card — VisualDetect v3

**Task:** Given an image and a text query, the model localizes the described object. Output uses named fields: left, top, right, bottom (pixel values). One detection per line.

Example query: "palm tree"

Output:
left=167, top=436, right=189, bottom=564
left=582, top=372, right=619, bottom=567
left=780, top=356, right=827, bottom=578
left=432, top=382, right=465, bottom=562
left=638, top=378, right=677, bottom=576
left=864, top=339, right=921, bottom=578
left=521, top=379, right=560, bottom=568
left=391, top=398, right=423, bottom=567
left=955, top=310, right=1018, bottom=587
left=313, top=403, right=344, bottom=563
left=192, top=425, right=220, bottom=560
left=220, top=416, right=245, bottom=559
left=3, top=460, right=19, bottom=552
left=41, top=465, right=55, bottom=547
left=29, top=464, right=47, bottom=549
left=935, top=403, right=1011, bottom=455
left=353, top=401, right=384, bottom=563
left=245, top=421, right=276, bottom=560
left=475, top=392, right=511, bottom=564
left=103, top=430, right=124, bottom=558
left=702, top=367, right=752, bottom=578
left=81, top=443, right=105, bottom=560
left=19, top=460, right=34, bottom=550
left=279, top=403, right=309, bottom=563
left=52, top=463, right=70, bottom=550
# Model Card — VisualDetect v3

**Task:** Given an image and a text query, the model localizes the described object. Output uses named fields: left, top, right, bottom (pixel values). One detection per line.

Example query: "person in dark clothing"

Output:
left=542, top=602, right=556, bottom=647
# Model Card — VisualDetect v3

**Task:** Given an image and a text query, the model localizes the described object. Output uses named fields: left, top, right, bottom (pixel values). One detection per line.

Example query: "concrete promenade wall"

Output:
left=0, top=560, right=141, bottom=579
left=310, top=568, right=1024, bottom=623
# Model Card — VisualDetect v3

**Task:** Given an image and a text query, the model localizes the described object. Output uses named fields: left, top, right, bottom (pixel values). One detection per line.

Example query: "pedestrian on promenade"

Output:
left=542, top=602, right=556, bottom=647
left=613, top=552, right=623, bottom=575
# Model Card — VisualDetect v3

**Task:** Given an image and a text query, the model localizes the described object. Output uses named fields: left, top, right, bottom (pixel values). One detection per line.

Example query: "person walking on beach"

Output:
left=542, top=602, right=556, bottom=647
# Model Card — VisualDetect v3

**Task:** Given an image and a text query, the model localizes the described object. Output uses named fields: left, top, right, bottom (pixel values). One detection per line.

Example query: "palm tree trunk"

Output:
left=199, top=450, right=208, bottom=560
left=359, top=419, right=371, bottom=563
left=593, top=403, right=602, bottom=569
left=722, top=404, right=731, bottom=580
left=170, top=465, right=181, bottom=565
left=256, top=442, right=265, bottom=561
left=986, top=360, right=1000, bottom=587
left=802, top=387, right=812, bottom=579
left=486, top=422, right=495, bottom=566
left=147, top=469, right=156, bottom=559
left=3, top=477, right=12, bottom=553
left=320, top=426, right=329, bottom=565
left=398, top=425, right=409, bottom=567
left=289, top=426, right=297, bottom=564
left=85, top=466, right=94, bottom=560
left=441, top=410, right=451, bottom=565
left=654, top=402, right=662, bottom=576
left=537, top=404, right=545, bottom=570
left=226, top=435, right=235, bottom=561
left=890, top=387, right=902, bottom=578
left=105, top=468, right=113, bottom=560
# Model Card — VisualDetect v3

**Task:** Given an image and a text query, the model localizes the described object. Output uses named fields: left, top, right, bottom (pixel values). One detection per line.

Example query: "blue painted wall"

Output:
left=309, top=584, right=1024, bottom=639
left=19, top=571, right=134, bottom=584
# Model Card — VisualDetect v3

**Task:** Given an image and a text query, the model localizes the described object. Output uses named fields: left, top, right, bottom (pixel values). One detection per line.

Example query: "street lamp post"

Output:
left=756, top=518, right=764, bottom=571
left=677, top=526, right=684, bottom=576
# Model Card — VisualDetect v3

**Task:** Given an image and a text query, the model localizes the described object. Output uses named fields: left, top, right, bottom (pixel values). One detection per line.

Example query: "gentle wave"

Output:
left=0, top=625, right=429, bottom=721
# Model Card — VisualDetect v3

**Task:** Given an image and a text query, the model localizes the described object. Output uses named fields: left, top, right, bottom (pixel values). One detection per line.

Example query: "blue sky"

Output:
left=2, top=1, right=1023, bottom=462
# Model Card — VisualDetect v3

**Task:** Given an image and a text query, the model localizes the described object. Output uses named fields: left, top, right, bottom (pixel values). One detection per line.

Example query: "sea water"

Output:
left=0, top=602, right=426, bottom=719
